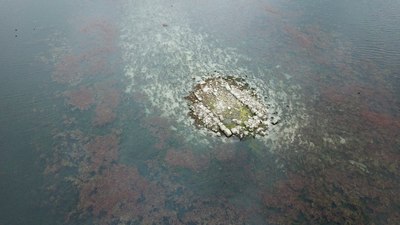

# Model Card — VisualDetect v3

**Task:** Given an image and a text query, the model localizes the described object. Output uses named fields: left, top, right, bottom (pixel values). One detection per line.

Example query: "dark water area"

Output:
left=306, top=0, right=400, bottom=64
left=0, top=0, right=399, bottom=225
left=0, top=1, right=73, bottom=224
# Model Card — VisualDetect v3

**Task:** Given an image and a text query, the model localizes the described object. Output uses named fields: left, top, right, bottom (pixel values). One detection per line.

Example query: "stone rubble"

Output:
left=186, top=75, right=273, bottom=139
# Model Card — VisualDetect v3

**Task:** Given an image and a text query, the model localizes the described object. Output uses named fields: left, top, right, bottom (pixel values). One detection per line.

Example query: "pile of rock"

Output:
left=186, top=76, right=270, bottom=139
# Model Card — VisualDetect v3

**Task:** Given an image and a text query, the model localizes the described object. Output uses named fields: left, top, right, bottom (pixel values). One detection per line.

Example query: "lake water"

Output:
left=1, top=0, right=399, bottom=224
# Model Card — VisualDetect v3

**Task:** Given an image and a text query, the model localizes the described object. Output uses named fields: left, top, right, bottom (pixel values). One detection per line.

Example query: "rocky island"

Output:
left=186, top=75, right=270, bottom=139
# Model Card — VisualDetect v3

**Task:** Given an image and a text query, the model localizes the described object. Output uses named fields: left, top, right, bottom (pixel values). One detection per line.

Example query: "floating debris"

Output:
left=186, top=75, right=271, bottom=139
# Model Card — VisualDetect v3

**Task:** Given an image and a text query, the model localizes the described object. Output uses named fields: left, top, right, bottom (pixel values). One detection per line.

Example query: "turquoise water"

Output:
left=1, top=0, right=399, bottom=224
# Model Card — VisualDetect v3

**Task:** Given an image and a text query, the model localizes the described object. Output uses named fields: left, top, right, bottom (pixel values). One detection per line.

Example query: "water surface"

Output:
left=1, top=0, right=399, bottom=224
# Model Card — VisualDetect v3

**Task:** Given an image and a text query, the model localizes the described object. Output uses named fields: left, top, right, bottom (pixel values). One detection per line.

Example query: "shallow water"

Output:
left=1, top=0, right=399, bottom=224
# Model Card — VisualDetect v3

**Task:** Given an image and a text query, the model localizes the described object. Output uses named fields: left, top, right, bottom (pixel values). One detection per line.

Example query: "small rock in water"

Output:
left=185, top=75, right=274, bottom=139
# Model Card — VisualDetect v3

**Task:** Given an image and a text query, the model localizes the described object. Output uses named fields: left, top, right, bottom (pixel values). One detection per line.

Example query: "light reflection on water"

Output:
left=0, top=0, right=399, bottom=224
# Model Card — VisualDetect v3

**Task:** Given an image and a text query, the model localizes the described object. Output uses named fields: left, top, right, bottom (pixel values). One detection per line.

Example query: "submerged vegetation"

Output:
left=32, top=0, right=400, bottom=224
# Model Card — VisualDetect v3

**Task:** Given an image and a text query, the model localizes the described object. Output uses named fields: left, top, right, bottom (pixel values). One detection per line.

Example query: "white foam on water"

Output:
left=119, top=0, right=310, bottom=151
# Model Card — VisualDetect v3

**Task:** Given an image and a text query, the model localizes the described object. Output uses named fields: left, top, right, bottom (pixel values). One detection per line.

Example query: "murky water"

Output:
left=1, top=0, right=399, bottom=224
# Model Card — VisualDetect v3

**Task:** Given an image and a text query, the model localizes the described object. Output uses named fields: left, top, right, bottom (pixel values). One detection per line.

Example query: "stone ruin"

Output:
left=186, top=75, right=270, bottom=139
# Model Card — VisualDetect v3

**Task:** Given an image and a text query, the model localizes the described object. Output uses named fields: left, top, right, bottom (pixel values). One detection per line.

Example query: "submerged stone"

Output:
left=186, top=76, right=269, bottom=139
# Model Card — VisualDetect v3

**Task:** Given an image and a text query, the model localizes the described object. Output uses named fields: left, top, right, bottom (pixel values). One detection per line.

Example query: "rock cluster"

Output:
left=186, top=76, right=269, bottom=139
